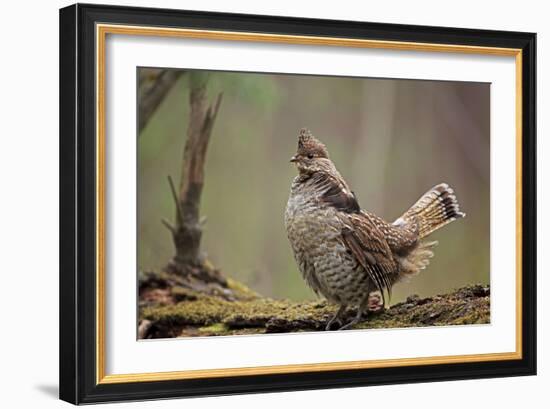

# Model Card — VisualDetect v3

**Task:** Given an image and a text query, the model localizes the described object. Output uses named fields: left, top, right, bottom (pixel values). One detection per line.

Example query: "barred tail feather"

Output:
left=399, top=183, right=466, bottom=239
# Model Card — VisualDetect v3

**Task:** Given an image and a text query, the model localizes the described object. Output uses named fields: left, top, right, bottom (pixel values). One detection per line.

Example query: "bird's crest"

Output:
left=297, top=128, right=329, bottom=158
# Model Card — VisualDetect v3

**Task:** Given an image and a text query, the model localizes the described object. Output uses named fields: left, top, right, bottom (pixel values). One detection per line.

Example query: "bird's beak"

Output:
left=290, top=155, right=298, bottom=163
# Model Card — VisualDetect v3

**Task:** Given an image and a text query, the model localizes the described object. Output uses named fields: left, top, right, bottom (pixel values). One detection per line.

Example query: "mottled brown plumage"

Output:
left=285, top=128, right=465, bottom=330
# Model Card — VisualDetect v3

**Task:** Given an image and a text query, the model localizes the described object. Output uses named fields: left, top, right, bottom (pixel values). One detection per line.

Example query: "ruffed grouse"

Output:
left=285, top=128, right=465, bottom=330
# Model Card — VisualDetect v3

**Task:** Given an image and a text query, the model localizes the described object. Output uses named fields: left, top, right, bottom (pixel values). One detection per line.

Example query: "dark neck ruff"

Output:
left=292, top=171, right=361, bottom=214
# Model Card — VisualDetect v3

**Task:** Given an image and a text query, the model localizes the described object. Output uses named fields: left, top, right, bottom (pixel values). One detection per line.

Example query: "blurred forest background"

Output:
left=138, top=68, right=490, bottom=303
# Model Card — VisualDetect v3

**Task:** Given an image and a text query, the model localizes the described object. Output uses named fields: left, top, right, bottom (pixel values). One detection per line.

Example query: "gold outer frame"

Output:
left=95, top=23, right=523, bottom=385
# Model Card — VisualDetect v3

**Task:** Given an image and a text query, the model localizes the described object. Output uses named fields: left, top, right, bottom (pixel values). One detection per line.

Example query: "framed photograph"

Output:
left=59, top=3, right=536, bottom=404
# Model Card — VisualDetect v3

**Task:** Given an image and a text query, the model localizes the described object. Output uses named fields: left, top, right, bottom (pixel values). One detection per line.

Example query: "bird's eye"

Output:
left=307, top=154, right=314, bottom=159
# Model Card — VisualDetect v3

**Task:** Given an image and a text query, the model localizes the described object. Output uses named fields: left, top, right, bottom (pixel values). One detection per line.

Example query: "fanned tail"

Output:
left=393, top=183, right=465, bottom=280
left=398, top=183, right=466, bottom=239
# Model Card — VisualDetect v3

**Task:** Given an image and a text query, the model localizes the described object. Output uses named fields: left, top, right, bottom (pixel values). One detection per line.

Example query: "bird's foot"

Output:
left=325, top=305, right=347, bottom=331
left=337, top=316, right=362, bottom=331
left=325, top=317, right=343, bottom=331
left=338, top=308, right=365, bottom=331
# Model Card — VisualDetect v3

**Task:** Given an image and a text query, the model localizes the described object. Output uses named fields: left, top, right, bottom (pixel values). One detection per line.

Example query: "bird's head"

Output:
left=290, top=128, right=332, bottom=175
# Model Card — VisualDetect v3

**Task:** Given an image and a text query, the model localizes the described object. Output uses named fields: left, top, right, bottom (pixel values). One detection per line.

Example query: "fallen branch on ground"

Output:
left=138, top=277, right=490, bottom=338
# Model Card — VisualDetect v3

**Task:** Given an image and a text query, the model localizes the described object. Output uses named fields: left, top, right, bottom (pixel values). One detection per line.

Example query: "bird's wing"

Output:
left=308, top=170, right=397, bottom=301
left=340, top=212, right=397, bottom=304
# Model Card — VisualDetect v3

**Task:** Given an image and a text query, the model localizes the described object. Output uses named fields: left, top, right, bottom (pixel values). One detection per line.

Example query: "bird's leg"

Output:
left=338, top=297, right=369, bottom=331
left=325, top=305, right=347, bottom=331
left=337, top=309, right=363, bottom=331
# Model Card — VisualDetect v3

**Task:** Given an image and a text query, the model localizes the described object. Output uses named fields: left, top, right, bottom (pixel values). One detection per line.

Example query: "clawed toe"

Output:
left=338, top=304, right=367, bottom=330
left=325, top=303, right=371, bottom=331
left=337, top=318, right=361, bottom=331
left=325, top=305, right=347, bottom=331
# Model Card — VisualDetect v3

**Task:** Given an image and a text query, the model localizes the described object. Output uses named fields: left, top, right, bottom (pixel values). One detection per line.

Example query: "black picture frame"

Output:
left=59, top=3, right=536, bottom=404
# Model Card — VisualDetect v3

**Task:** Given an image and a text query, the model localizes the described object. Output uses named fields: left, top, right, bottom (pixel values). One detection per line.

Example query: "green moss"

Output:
left=198, top=323, right=229, bottom=334
left=139, top=284, right=490, bottom=338
left=171, top=286, right=199, bottom=302
left=226, top=278, right=261, bottom=300
left=142, top=296, right=333, bottom=327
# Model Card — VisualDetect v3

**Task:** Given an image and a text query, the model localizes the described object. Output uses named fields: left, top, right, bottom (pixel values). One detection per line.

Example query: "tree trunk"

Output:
left=162, top=73, right=223, bottom=281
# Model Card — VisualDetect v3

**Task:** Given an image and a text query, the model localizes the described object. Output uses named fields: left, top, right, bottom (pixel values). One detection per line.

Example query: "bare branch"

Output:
left=138, top=69, right=184, bottom=133
left=167, top=175, right=183, bottom=226
left=161, top=218, right=176, bottom=234
left=204, top=93, right=223, bottom=132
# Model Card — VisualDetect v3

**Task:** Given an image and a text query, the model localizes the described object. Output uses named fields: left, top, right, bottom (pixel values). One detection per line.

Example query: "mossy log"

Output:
left=139, top=272, right=490, bottom=338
